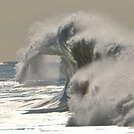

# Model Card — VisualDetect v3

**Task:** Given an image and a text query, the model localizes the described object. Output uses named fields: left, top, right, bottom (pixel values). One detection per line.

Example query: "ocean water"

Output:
left=0, top=62, right=134, bottom=134
left=1, top=11, right=134, bottom=133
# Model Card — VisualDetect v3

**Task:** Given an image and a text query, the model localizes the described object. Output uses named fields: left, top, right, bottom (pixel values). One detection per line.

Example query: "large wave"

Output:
left=16, top=12, right=134, bottom=126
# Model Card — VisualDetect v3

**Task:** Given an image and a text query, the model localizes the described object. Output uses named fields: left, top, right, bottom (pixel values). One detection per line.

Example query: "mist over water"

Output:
left=15, top=12, right=134, bottom=126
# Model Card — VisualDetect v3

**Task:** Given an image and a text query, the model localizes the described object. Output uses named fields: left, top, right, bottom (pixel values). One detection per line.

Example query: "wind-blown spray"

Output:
left=16, top=12, right=134, bottom=126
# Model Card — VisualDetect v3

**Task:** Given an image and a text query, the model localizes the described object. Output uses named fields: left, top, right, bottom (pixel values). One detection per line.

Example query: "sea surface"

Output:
left=0, top=62, right=134, bottom=134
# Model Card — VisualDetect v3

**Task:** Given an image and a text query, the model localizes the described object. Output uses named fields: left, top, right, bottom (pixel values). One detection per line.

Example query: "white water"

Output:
left=0, top=81, right=134, bottom=134
left=14, top=12, right=134, bottom=126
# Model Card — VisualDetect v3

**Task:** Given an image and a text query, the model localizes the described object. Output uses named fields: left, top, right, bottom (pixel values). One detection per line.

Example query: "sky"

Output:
left=0, top=0, right=134, bottom=61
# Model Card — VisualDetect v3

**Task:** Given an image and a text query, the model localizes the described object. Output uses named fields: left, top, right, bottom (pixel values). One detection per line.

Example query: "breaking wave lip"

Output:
left=16, top=11, right=134, bottom=126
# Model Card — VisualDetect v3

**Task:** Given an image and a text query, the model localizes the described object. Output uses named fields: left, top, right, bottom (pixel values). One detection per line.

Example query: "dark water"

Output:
left=0, top=62, right=16, bottom=81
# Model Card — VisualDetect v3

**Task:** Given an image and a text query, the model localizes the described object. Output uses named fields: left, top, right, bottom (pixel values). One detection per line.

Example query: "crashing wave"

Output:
left=16, top=12, right=134, bottom=126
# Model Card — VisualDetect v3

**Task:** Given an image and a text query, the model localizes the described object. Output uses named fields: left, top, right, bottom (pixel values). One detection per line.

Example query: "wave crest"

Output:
left=15, top=12, right=134, bottom=126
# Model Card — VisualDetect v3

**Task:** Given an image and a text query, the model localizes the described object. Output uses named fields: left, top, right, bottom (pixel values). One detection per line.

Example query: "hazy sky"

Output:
left=1, top=0, right=134, bottom=61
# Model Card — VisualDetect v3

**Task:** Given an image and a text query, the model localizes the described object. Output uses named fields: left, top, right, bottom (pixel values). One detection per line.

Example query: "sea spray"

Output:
left=15, top=12, right=134, bottom=126
left=16, top=12, right=127, bottom=83
left=67, top=56, right=134, bottom=126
